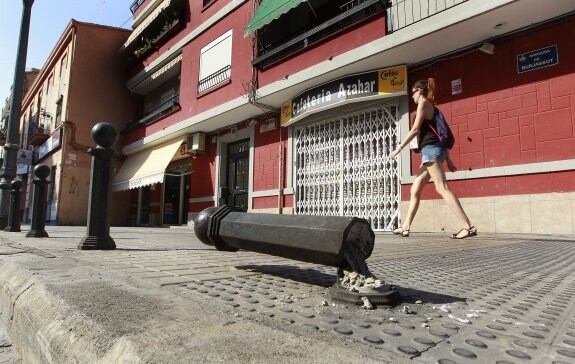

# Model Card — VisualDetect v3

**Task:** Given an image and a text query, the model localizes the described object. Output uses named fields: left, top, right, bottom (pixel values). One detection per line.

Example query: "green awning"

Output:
left=244, top=0, right=307, bottom=37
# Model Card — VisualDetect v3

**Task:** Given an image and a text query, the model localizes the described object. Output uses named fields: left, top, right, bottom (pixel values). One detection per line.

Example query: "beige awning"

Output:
left=113, top=136, right=185, bottom=191
left=131, top=54, right=182, bottom=95
left=120, top=0, right=172, bottom=52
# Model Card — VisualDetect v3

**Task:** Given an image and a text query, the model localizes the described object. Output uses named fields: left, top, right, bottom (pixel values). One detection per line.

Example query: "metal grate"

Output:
left=295, top=103, right=400, bottom=231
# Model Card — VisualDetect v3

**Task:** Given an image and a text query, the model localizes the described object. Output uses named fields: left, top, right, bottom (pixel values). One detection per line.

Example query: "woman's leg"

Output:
left=425, top=161, right=474, bottom=233
left=401, top=166, right=430, bottom=231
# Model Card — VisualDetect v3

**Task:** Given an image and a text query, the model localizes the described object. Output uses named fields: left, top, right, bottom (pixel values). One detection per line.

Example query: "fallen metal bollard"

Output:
left=194, top=206, right=400, bottom=306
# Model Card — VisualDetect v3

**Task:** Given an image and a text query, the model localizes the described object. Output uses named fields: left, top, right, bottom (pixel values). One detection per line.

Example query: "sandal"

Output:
left=393, top=227, right=410, bottom=237
left=451, top=226, right=477, bottom=239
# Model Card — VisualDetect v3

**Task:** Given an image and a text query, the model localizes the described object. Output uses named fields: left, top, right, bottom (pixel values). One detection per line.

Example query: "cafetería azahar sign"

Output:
left=281, top=65, right=406, bottom=126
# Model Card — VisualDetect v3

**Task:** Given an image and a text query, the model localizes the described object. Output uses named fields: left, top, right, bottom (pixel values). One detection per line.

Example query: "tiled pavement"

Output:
left=1, top=226, right=575, bottom=363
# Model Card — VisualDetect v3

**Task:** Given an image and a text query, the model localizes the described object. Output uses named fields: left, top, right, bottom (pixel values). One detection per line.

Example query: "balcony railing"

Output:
left=122, top=93, right=180, bottom=134
left=252, top=0, right=388, bottom=69
left=28, top=112, right=51, bottom=146
left=133, top=17, right=183, bottom=59
left=197, top=65, right=231, bottom=94
left=130, top=0, right=146, bottom=14
left=386, top=0, right=469, bottom=33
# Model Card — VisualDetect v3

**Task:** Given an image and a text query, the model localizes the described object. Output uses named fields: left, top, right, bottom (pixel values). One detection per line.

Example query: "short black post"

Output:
left=26, top=164, right=50, bottom=238
left=5, top=179, right=23, bottom=232
left=78, top=122, right=117, bottom=250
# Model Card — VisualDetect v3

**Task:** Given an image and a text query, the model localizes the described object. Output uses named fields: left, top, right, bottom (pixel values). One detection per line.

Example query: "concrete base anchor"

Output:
left=328, top=268, right=400, bottom=306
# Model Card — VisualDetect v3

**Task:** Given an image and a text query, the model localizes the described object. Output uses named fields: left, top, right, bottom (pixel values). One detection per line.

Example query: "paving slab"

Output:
left=0, top=226, right=574, bottom=363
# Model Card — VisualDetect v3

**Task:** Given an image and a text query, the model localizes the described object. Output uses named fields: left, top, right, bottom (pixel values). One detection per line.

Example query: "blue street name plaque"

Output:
left=517, top=45, right=559, bottom=74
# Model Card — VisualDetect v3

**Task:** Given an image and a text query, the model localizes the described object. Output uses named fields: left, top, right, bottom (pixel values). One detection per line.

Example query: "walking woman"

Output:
left=389, top=78, right=477, bottom=239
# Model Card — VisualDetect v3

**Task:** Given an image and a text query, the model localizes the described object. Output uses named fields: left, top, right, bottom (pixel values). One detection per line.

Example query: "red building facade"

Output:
left=115, top=0, right=575, bottom=234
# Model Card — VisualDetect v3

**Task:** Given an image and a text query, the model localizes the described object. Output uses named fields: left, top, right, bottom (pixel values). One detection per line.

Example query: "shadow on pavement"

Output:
left=396, top=286, right=466, bottom=304
left=236, top=264, right=337, bottom=287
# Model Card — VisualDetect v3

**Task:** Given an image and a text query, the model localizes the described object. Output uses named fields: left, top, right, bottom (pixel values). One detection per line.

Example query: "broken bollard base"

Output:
left=78, top=236, right=116, bottom=250
left=328, top=281, right=400, bottom=307
left=328, top=268, right=400, bottom=306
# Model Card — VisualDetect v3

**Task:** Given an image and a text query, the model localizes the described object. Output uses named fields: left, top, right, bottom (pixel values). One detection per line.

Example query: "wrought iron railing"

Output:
left=27, top=112, right=51, bottom=141
left=386, top=0, right=469, bottom=33
left=253, top=0, right=388, bottom=68
left=133, top=17, right=183, bottom=59
left=130, top=0, right=146, bottom=14
left=197, top=65, right=231, bottom=94
left=122, top=93, right=180, bottom=134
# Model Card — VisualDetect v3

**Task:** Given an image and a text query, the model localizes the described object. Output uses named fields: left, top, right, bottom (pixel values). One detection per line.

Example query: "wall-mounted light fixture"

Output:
left=479, top=42, right=495, bottom=55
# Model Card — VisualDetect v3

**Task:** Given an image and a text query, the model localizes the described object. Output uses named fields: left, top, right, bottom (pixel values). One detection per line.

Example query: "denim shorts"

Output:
left=421, top=143, right=447, bottom=165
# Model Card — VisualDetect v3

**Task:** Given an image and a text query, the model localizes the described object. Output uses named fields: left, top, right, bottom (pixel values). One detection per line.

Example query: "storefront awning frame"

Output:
left=112, top=136, right=185, bottom=191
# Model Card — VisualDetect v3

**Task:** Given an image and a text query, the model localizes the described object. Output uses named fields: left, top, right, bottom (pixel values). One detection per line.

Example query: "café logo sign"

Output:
left=281, top=65, right=406, bottom=126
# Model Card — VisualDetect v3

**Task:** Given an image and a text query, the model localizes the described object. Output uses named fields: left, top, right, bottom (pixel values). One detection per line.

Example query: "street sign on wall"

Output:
left=517, top=45, right=558, bottom=74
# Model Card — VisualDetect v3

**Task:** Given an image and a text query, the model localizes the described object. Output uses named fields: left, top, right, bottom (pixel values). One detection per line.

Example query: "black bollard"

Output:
left=194, top=206, right=400, bottom=306
left=26, top=165, right=50, bottom=238
left=78, top=123, right=118, bottom=250
left=5, top=179, right=23, bottom=232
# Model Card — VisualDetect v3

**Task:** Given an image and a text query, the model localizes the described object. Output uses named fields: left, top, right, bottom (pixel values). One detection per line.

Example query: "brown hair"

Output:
left=413, top=78, right=436, bottom=103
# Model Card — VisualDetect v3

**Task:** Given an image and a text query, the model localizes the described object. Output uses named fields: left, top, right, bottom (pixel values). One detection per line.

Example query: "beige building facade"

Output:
left=18, top=20, right=137, bottom=225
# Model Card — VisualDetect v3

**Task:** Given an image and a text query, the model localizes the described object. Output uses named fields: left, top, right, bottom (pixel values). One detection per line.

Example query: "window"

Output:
left=55, top=95, right=63, bottom=127
left=43, top=76, right=54, bottom=132
left=57, top=56, right=67, bottom=98
left=198, top=29, right=232, bottom=94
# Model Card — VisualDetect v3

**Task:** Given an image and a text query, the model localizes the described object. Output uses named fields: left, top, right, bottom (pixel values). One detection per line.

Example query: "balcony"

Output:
left=132, top=17, right=183, bottom=60
left=386, top=0, right=469, bottom=33
left=122, top=93, right=180, bottom=135
left=252, top=0, right=389, bottom=69
left=130, top=0, right=146, bottom=14
left=28, top=112, right=51, bottom=146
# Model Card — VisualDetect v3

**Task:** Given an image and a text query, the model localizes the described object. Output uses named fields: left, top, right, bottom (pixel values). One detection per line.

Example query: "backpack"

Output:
left=428, top=107, right=455, bottom=149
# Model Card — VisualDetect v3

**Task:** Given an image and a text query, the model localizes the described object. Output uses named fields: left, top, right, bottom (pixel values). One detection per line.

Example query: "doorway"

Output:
left=225, top=139, right=249, bottom=211
left=162, top=160, right=192, bottom=225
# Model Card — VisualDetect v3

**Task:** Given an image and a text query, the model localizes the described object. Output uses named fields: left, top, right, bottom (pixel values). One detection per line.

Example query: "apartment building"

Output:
left=18, top=20, right=137, bottom=225
left=116, top=0, right=575, bottom=233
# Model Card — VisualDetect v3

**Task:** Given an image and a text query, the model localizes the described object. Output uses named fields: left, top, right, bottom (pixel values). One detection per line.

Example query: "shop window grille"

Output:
left=294, top=103, right=400, bottom=231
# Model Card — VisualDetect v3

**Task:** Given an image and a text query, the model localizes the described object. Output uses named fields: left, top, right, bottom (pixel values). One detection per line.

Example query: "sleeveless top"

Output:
left=417, top=116, right=440, bottom=150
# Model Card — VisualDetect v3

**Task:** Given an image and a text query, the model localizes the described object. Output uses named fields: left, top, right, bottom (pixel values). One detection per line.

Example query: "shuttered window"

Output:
left=198, top=29, right=232, bottom=93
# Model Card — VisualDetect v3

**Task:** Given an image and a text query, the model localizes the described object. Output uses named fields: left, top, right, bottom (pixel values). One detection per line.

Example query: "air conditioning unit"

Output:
left=187, top=132, right=206, bottom=154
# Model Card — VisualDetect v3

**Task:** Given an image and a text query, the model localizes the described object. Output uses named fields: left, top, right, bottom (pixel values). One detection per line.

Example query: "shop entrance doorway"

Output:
left=162, top=161, right=192, bottom=225
left=225, top=139, right=249, bottom=211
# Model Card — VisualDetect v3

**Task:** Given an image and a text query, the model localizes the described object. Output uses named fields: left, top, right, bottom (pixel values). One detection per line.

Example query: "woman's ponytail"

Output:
left=426, top=78, right=436, bottom=103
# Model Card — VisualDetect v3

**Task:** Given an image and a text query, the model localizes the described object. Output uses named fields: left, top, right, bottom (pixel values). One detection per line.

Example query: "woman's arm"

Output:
left=389, top=100, right=426, bottom=160
left=445, top=152, right=457, bottom=172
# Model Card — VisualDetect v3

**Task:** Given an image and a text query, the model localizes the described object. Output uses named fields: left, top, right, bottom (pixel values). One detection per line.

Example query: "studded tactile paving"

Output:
left=175, top=240, right=575, bottom=362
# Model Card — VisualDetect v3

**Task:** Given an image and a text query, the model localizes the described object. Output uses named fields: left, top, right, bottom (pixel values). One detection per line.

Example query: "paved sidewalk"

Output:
left=0, top=225, right=574, bottom=363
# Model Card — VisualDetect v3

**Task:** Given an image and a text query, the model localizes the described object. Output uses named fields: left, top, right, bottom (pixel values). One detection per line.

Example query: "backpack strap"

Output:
left=427, top=109, right=442, bottom=142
